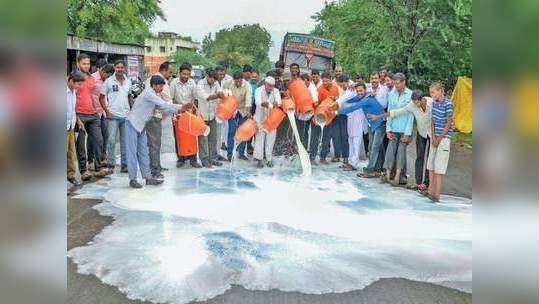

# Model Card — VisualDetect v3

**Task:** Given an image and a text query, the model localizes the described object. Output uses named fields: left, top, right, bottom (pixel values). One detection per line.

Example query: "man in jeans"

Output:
left=381, top=73, right=414, bottom=186
left=224, top=71, right=252, bottom=161
left=144, top=61, right=173, bottom=179
left=74, top=53, right=110, bottom=180
left=126, top=76, right=182, bottom=188
left=337, top=82, right=386, bottom=177
left=100, top=60, right=132, bottom=173
left=196, top=69, right=224, bottom=168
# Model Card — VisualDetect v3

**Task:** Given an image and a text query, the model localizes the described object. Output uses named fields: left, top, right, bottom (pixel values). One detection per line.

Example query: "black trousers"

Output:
left=332, top=115, right=349, bottom=158
left=88, top=115, right=108, bottom=164
left=310, top=121, right=333, bottom=160
left=296, top=118, right=310, bottom=150
left=363, top=131, right=370, bottom=154
left=415, top=135, right=430, bottom=185
left=76, top=113, right=104, bottom=173
left=145, top=117, right=163, bottom=176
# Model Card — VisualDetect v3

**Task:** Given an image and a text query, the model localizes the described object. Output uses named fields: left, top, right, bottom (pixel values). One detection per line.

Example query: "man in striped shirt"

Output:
left=426, top=82, right=454, bottom=202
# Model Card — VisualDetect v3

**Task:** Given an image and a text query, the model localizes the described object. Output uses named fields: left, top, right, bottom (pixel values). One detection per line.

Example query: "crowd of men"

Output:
left=67, top=54, right=453, bottom=202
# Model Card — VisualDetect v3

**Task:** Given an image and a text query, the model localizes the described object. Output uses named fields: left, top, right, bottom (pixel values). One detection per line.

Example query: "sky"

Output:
left=151, top=0, right=327, bottom=61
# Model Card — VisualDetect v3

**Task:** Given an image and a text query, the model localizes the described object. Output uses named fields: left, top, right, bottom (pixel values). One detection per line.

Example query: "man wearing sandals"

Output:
left=381, top=73, right=414, bottom=187
left=425, top=82, right=453, bottom=202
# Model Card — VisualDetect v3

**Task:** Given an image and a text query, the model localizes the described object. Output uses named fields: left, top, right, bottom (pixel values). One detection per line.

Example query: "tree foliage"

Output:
left=169, top=50, right=215, bottom=69
left=66, top=0, right=165, bottom=44
left=312, top=0, right=471, bottom=90
left=202, top=24, right=272, bottom=73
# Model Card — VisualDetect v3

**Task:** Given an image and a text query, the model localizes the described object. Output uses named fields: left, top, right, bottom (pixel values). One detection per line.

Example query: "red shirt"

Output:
left=91, top=71, right=105, bottom=115
left=317, top=84, right=340, bottom=103
left=76, top=72, right=97, bottom=114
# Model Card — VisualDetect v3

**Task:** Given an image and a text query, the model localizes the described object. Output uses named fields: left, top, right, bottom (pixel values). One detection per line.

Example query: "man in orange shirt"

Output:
left=75, top=53, right=110, bottom=180
left=310, top=72, right=340, bottom=165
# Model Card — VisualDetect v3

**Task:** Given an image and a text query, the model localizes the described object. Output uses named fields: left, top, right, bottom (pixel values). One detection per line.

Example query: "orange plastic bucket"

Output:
left=313, top=98, right=339, bottom=126
left=263, top=108, right=286, bottom=133
left=288, top=79, right=314, bottom=114
left=234, top=118, right=257, bottom=142
left=175, top=127, right=198, bottom=156
left=176, top=112, right=210, bottom=136
left=281, top=97, right=296, bottom=113
left=216, top=95, right=240, bottom=122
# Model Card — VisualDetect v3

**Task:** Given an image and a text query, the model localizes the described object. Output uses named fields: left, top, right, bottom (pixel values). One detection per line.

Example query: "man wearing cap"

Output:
left=253, top=76, right=282, bottom=168
left=125, top=75, right=182, bottom=189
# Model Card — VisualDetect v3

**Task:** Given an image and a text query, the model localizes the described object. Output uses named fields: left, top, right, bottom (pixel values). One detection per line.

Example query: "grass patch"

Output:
left=453, top=132, right=472, bottom=149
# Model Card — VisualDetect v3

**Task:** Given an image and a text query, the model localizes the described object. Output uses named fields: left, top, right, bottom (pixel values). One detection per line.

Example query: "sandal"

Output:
left=420, top=189, right=430, bottom=197
left=343, top=166, right=357, bottom=171
left=358, top=172, right=377, bottom=178
left=428, top=194, right=440, bottom=203
left=390, top=180, right=404, bottom=187
left=417, top=184, right=428, bottom=191
left=407, top=184, right=419, bottom=190
left=380, top=175, right=389, bottom=183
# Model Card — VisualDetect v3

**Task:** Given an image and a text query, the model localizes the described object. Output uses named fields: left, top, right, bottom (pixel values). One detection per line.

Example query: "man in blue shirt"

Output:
left=338, top=82, right=386, bottom=176
left=382, top=73, right=414, bottom=186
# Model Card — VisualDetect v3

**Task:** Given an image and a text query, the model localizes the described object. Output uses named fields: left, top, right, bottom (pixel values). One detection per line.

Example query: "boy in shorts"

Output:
left=426, top=82, right=453, bottom=202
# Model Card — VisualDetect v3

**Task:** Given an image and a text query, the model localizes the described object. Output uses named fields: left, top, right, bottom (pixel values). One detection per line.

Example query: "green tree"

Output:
left=66, top=0, right=165, bottom=44
left=202, top=24, right=272, bottom=74
left=312, top=0, right=471, bottom=90
left=169, top=50, right=215, bottom=69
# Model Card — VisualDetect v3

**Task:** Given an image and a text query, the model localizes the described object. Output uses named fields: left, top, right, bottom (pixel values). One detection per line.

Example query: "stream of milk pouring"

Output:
left=286, top=111, right=312, bottom=176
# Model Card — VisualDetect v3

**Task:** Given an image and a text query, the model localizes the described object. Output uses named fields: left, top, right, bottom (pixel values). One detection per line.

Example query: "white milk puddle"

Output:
left=69, top=153, right=471, bottom=304
left=286, top=111, right=312, bottom=176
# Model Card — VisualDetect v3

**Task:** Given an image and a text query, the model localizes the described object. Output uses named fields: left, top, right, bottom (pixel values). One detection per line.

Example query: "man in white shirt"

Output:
left=144, top=61, right=173, bottom=179
left=311, top=69, right=322, bottom=88
left=100, top=60, right=133, bottom=173
left=67, top=71, right=86, bottom=185
left=253, top=76, right=282, bottom=168
left=368, top=72, right=389, bottom=109
left=196, top=69, right=225, bottom=168
left=216, top=65, right=234, bottom=157
left=169, top=63, right=200, bottom=167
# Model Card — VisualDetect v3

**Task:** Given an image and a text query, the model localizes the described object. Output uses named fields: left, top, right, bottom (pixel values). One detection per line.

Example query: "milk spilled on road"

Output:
left=286, top=111, right=312, bottom=176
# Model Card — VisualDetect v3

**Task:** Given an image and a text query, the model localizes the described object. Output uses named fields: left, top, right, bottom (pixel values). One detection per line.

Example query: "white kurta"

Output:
left=253, top=86, right=281, bottom=161
left=344, top=90, right=368, bottom=168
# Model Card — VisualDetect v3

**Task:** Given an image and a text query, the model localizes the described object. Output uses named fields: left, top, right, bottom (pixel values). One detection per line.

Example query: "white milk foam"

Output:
left=69, top=153, right=471, bottom=304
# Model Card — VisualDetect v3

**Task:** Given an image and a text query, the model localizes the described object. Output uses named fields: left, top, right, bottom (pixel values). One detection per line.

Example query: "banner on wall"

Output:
left=127, top=56, right=140, bottom=79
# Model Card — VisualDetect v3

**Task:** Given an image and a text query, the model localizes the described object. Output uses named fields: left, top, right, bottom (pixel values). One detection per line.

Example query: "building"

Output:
left=67, top=33, right=145, bottom=79
left=144, top=32, right=201, bottom=74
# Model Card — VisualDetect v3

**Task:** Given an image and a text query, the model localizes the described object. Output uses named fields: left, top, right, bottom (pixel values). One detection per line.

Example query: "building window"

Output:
left=160, top=46, right=166, bottom=53
left=146, top=46, right=152, bottom=52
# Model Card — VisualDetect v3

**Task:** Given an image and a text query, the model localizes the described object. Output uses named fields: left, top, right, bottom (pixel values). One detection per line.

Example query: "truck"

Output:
left=279, top=32, right=336, bottom=73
